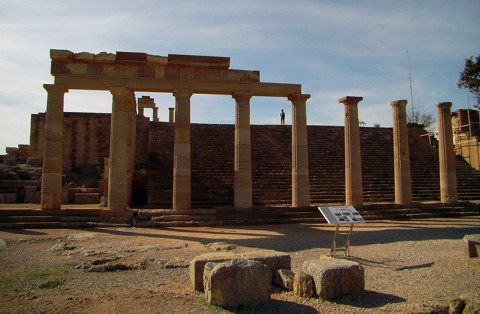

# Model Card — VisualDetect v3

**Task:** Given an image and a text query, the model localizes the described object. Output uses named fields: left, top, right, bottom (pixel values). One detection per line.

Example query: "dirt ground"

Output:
left=0, top=216, right=479, bottom=313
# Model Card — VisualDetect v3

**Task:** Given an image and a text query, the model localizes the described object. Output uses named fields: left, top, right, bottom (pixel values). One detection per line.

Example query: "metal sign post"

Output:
left=318, top=206, right=365, bottom=258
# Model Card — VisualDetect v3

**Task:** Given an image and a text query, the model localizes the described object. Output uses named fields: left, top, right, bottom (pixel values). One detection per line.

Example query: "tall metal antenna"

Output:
left=407, top=50, right=415, bottom=117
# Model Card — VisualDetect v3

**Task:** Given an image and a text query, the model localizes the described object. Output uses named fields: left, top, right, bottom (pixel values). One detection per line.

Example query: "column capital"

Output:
left=390, top=99, right=408, bottom=108
left=43, top=84, right=68, bottom=94
left=232, top=91, right=254, bottom=102
left=173, top=89, right=194, bottom=98
left=437, top=102, right=452, bottom=110
left=339, top=96, right=363, bottom=106
left=288, top=94, right=310, bottom=103
left=110, top=87, right=132, bottom=96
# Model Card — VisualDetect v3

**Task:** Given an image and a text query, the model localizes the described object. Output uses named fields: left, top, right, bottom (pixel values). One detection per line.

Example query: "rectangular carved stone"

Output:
left=302, top=258, right=365, bottom=299
left=190, top=250, right=291, bottom=292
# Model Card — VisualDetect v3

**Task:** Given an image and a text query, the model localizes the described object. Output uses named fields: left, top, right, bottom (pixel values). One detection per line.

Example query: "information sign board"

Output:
left=318, top=206, right=365, bottom=224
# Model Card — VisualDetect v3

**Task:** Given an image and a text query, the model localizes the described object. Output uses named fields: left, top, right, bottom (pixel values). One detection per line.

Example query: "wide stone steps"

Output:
left=134, top=202, right=480, bottom=227
left=146, top=123, right=480, bottom=208
left=0, top=209, right=131, bottom=229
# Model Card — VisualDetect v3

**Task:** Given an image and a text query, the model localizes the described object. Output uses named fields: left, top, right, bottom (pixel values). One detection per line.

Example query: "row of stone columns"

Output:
left=340, top=97, right=458, bottom=206
left=171, top=91, right=311, bottom=210
left=40, top=83, right=458, bottom=211
left=41, top=85, right=137, bottom=210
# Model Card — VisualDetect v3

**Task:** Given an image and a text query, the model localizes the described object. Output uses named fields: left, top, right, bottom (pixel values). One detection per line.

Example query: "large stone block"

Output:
left=302, top=258, right=365, bottom=299
left=189, top=250, right=290, bottom=291
left=189, top=252, right=236, bottom=291
left=240, top=250, right=291, bottom=276
left=204, top=259, right=271, bottom=308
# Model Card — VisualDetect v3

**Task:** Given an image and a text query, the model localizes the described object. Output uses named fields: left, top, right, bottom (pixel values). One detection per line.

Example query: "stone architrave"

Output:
left=437, top=102, right=458, bottom=203
left=168, top=107, right=175, bottom=123
left=108, top=87, right=135, bottom=210
left=289, top=94, right=310, bottom=207
left=391, top=100, right=412, bottom=204
left=41, top=84, right=68, bottom=210
left=339, top=96, right=364, bottom=206
left=173, top=89, right=193, bottom=210
left=233, top=92, right=253, bottom=208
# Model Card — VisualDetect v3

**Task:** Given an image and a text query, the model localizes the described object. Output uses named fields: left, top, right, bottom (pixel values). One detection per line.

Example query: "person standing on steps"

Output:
left=280, top=109, right=285, bottom=125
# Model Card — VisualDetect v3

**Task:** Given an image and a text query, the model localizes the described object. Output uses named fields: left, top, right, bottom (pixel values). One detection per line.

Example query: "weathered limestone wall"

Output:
left=30, top=112, right=149, bottom=172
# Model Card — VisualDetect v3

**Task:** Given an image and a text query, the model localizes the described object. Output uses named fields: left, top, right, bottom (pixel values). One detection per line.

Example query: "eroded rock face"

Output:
left=274, top=269, right=295, bottom=290
left=293, top=271, right=314, bottom=298
left=204, top=258, right=271, bottom=308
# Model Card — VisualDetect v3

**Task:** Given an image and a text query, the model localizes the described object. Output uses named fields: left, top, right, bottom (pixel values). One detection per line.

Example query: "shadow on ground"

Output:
left=331, top=290, right=407, bottom=308
left=88, top=217, right=480, bottom=253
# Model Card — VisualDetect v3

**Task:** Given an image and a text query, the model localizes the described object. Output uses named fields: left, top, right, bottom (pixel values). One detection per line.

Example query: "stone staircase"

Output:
left=2, top=122, right=480, bottom=228
left=0, top=208, right=131, bottom=229
left=147, top=123, right=480, bottom=208
left=134, top=202, right=480, bottom=227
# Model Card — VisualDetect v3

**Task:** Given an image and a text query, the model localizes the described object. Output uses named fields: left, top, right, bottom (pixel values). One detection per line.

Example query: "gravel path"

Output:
left=0, top=216, right=479, bottom=313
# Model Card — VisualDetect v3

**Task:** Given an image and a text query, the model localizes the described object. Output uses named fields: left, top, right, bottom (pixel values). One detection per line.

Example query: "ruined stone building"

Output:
left=1, top=49, right=480, bottom=225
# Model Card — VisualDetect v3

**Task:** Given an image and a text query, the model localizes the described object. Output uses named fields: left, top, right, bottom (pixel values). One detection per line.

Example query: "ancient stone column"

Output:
left=391, top=100, right=412, bottom=204
left=108, top=87, right=135, bottom=210
left=128, top=93, right=136, bottom=205
left=41, top=84, right=68, bottom=209
left=233, top=92, right=253, bottom=208
left=173, top=89, right=193, bottom=210
left=153, top=107, right=159, bottom=122
left=289, top=94, right=310, bottom=207
left=437, top=102, right=458, bottom=203
left=169, top=107, right=175, bottom=123
left=339, top=96, right=363, bottom=206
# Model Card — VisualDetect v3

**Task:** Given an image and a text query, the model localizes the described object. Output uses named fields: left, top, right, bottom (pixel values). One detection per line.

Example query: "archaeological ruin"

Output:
left=1, top=49, right=480, bottom=227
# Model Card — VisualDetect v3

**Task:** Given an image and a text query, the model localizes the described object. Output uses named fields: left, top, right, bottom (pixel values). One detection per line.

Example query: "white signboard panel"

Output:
left=318, top=206, right=365, bottom=224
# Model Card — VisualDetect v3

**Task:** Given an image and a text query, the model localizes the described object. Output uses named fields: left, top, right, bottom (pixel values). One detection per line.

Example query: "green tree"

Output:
left=408, top=110, right=436, bottom=132
left=458, top=54, right=480, bottom=100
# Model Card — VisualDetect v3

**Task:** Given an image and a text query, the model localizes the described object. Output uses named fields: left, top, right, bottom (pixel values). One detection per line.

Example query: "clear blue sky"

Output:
left=1, top=0, right=479, bottom=151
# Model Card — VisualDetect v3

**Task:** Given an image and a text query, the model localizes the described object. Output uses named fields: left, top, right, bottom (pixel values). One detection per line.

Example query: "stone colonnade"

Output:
left=338, top=97, right=457, bottom=206
left=40, top=85, right=311, bottom=211
left=40, top=49, right=458, bottom=211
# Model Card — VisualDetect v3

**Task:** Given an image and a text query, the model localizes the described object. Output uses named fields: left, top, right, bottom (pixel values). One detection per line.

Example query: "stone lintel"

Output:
left=339, top=96, right=363, bottom=105
left=116, top=51, right=147, bottom=63
left=168, top=54, right=230, bottom=69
